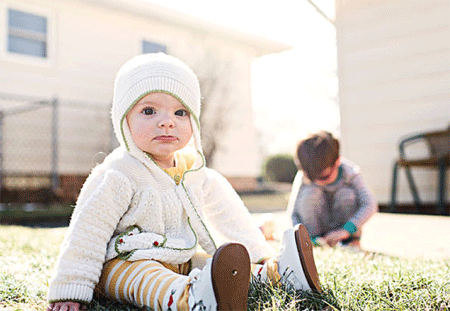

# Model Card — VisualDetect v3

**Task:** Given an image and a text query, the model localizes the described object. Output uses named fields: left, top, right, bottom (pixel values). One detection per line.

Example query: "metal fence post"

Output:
left=51, top=98, right=59, bottom=192
left=0, top=111, right=3, bottom=203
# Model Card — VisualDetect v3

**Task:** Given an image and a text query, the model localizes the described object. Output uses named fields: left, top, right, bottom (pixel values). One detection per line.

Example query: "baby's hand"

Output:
left=47, top=301, right=86, bottom=311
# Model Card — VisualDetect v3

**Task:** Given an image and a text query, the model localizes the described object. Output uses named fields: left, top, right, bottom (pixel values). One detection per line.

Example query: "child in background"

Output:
left=288, top=131, right=378, bottom=247
left=47, top=53, right=321, bottom=311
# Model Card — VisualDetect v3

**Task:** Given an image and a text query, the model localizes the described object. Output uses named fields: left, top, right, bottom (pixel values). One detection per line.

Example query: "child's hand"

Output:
left=314, top=237, right=327, bottom=247
left=47, top=301, right=86, bottom=311
left=323, top=229, right=350, bottom=247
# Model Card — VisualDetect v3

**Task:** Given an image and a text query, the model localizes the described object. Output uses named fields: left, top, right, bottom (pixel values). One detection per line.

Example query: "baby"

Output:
left=47, top=53, right=320, bottom=311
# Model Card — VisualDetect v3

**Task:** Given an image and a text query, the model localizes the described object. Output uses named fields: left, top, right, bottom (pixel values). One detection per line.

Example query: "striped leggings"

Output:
left=95, top=253, right=280, bottom=311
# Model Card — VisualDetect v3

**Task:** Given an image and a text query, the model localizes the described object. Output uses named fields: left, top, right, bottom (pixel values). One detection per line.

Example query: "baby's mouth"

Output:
left=154, top=135, right=177, bottom=141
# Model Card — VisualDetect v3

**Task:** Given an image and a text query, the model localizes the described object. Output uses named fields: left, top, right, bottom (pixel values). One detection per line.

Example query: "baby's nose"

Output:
left=158, top=114, right=175, bottom=127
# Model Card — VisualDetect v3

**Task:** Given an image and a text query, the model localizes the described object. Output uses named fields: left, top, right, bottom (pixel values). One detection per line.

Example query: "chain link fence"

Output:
left=0, top=92, right=115, bottom=204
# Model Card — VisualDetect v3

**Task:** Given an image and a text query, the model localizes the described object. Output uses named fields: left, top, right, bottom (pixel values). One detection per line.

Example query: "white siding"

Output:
left=335, top=0, right=450, bottom=204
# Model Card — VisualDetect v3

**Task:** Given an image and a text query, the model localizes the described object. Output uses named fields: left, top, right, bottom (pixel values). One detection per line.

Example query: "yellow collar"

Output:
left=164, top=152, right=196, bottom=184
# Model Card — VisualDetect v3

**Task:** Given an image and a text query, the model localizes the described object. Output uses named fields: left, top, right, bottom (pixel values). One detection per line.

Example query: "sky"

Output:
left=144, top=0, right=339, bottom=157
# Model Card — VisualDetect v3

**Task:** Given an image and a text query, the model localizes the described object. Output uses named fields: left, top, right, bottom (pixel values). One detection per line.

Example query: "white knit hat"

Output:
left=111, top=53, right=202, bottom=153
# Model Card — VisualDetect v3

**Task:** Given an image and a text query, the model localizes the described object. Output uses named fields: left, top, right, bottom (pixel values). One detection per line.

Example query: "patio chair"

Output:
left=390, top=125, right=450, bottom=215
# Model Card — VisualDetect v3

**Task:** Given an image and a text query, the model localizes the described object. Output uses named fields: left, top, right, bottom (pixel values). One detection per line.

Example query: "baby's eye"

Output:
left=142, top=108, right=155, bottom=115
left=175, top=109, right=189, bottom=117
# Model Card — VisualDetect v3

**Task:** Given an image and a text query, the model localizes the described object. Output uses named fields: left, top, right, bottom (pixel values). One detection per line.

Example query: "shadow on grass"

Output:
left=85, top=276, right=338, bottom=311
left=248, top=274, right=339, bottom=311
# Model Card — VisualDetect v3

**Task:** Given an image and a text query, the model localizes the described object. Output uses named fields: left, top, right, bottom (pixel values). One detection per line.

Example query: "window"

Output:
left=142, top=40, right=167, bottom=54
left=7, top=8, right=48, bottom=58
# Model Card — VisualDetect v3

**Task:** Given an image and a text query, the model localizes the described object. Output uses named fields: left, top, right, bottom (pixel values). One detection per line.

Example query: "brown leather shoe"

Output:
left=211, top=243, right=251, bottom=311
left=295, top=224, right=321, bottom=292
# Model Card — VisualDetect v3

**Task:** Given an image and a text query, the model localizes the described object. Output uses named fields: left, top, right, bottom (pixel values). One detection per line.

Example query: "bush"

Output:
left=263, top=154, right=297, bottom=183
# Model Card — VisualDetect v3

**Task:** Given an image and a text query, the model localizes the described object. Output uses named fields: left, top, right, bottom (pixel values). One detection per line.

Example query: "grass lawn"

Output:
left=1, top=225, right=449, bottom=311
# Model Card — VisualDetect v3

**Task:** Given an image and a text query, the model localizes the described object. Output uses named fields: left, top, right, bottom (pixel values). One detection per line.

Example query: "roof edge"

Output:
left=77, top=0, right=292, bottom=56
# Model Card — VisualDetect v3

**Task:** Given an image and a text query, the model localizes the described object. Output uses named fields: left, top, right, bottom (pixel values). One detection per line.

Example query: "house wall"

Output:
left=335, top=0, right=450, bottom=205
left=0, top=0, right=268, bottom=182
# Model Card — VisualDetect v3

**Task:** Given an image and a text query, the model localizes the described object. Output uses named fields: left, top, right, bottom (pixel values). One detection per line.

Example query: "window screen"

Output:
left=8, top=9, right=48, bottom=58
left=142, top=41, right=167, bottom=54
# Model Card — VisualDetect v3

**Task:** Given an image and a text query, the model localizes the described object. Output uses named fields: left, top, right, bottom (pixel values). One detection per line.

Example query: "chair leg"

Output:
left=389, top=162, right=399, bottom=213
left=404, top=166, right=421, bottom=212
left=437, top=161, right=447, bottom=215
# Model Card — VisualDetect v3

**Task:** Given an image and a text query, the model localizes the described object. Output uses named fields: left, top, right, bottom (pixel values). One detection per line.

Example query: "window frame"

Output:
left=1, top=2, right=55, bottom=66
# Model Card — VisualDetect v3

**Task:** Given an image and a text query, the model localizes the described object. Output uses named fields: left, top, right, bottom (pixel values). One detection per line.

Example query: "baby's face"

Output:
left=126, top=92, right=193, bottom=168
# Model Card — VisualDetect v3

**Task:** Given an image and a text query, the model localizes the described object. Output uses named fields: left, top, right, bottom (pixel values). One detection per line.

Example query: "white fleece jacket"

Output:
left=47, top=146, right=275, bottom=303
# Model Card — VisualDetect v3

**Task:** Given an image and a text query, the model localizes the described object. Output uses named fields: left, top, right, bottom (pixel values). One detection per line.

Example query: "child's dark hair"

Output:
left=296, top=131, right=340, bottom=181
